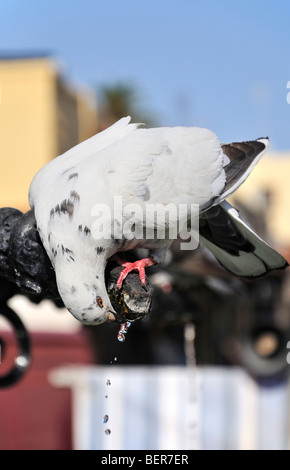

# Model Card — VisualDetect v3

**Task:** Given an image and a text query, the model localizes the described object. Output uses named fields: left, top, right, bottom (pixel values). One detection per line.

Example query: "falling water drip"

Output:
left=104, top=379, right=112, bottom=435
left=184, top=322, right=196, bottom=366
left=117, top=321, right=131, bottom=342
left=184, top=322, right=200, bottom=449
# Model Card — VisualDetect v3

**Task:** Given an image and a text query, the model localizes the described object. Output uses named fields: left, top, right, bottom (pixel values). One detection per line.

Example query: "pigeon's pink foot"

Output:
left=116, top=257, right=155, bottom=289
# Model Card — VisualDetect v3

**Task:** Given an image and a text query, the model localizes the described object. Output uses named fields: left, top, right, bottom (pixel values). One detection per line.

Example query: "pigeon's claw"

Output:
left=116, top=257, right=155, bottom=289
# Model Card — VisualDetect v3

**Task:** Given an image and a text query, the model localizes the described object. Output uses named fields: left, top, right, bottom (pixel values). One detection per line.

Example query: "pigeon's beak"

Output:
left=107, top=310, right=126, bottom=323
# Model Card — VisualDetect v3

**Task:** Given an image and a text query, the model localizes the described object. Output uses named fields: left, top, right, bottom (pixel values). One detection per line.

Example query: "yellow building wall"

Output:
left=0, top=58, right=58, bottom=212
left=231, top=153, right=290, bottom=248
left=0, top=57, right=98, bottom=214
left=76, top=88, right=98, bottom=144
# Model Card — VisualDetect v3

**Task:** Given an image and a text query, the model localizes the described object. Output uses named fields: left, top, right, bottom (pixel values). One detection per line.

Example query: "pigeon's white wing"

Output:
left=104, top=125, right=226, bottom=209
left=29, top=117, right=236, bottom=254
left=29, top=116, right=271, bottom=263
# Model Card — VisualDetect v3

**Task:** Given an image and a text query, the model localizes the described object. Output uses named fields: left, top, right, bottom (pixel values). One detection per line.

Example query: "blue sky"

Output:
left=1, top=0, right=290, bottom=149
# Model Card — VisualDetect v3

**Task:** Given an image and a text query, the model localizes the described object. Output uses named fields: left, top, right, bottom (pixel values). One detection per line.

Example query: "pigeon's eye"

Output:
left=97, top=297, right=103, bottom=308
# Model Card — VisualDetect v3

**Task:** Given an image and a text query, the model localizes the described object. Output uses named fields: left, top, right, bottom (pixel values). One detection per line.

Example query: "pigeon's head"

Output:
left=54, top=263, right=120, bottom=325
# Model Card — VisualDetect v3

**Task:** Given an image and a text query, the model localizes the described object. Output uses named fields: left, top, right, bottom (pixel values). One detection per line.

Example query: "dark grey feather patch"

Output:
left=67, top=172, right=78, bottom=181
left=222, top=139, right=267, bottom=194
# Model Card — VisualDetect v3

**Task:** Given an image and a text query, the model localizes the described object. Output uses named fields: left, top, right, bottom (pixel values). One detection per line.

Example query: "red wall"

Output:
left=0, top=330, right=95, bottom=450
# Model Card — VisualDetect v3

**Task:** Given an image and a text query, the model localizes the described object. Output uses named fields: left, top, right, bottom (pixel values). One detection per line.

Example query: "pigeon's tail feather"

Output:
left=219, top=138, right=269, bottom=202
left=199, top=201, right=288, bottom=277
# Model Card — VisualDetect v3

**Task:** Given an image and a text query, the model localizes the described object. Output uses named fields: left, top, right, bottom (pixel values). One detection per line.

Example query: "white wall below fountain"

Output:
left=50, top=365, right=290, bottom=450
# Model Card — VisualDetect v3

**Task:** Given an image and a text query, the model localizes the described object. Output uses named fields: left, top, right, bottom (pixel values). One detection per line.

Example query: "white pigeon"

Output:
left=29, top=116, right=288, bottom=325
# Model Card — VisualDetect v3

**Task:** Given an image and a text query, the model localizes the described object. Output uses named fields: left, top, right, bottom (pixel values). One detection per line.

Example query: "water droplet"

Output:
left=106, top=379, right=111, bottom=386
left=15, top=355, right=29, bottom=368
left=103, top=414, right=109, bottom=424
left=117, top=321, right=131, bottom=342
left=105, top=395, right=108, bottom=399
left=105, top=428, right=111, bottom=435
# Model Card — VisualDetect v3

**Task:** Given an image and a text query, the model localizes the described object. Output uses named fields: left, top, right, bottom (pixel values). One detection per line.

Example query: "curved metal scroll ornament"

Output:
left=0, top=302, right=31, bottom=387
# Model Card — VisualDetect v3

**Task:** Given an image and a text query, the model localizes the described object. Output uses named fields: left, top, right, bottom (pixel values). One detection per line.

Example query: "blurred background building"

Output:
left=0, top=54, right=98, bottom=212
left=231, top=155, right=290, bottom=255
